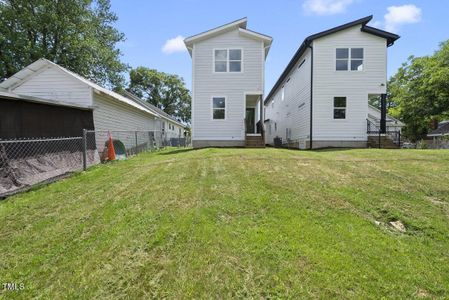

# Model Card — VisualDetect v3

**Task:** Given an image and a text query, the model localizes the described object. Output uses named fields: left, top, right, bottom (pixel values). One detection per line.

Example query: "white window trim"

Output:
left=211, top=96, right=227, bottom=120
left=213, top=48, right=244, bottom=73
left=333, top=96, right=347, bottom=120
left=335, top=48, right=364, bottom=72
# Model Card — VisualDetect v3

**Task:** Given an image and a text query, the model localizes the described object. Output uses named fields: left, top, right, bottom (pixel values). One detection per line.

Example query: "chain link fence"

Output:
left=0, top=136, right=99, bottom=197
left=86, top=130, right=164, bottom=161
left=1, top=129, right=190, bottom=198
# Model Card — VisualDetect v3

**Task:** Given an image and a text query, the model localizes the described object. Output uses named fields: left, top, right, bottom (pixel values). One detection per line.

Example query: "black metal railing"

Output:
left=367, top=119, right=401, bottom=148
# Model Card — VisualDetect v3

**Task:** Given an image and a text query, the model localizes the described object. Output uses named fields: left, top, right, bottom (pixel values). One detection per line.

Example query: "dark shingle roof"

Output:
left=428, top=122, right=449, bottom=136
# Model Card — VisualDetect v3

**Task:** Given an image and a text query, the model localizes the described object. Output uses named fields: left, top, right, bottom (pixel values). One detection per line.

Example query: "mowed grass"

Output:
left=1, top=148, right=449, bottom=299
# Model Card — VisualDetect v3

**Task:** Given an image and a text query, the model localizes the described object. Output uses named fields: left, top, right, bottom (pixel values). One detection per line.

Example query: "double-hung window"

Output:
left=212, top=97, right=226, bottom=119
left=336, top=48, right=364, bottom=71
left=333, top=97, right=347, bottom=119
left=214, top=50, right=227, bottom=72
left=214, top=49, right=242, bottom=72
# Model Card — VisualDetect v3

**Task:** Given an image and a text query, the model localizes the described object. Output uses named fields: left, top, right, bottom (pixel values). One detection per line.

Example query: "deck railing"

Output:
left=367, top=119, right=401, bottom=148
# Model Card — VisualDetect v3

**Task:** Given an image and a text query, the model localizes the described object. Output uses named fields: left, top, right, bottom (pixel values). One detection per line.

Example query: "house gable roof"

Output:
left=264, top=15, right=400, bottom=104
left=184, top=18, right=272, bottom=57
left=0, top=59, right=158, bottom=117
left=120, top=90, right=187, bottom=128
left=428, top=121, right=449, bottom=137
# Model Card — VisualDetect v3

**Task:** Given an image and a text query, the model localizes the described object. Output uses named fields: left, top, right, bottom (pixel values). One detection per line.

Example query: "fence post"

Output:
left=82, top=129, right=87, bottom=171
left=135, top=131, right=138, bottom=154
left=378, top=130, right=381, bottom=149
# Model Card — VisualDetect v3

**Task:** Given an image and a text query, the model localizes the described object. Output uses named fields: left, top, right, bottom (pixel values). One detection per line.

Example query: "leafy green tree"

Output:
left=388, top=40, right=449, bottom=141
left=127, top=67, right=191, bottom=123
left=0, top=0, right=127, bottom=88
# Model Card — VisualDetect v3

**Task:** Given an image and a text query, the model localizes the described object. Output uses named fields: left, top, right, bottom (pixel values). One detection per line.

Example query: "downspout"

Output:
left=307, top=44, right=313, bottom=150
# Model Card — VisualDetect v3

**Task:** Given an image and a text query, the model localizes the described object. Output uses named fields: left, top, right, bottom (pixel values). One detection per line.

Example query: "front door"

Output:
left=245, top=108, right=255, bottom=134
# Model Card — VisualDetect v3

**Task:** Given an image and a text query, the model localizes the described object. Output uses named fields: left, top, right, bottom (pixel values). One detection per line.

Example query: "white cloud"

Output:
left=162, top=35, right=187, bottom=54
left=302, top=0, right=354, bottom=16
left=383, top=4, right=422, bottom=32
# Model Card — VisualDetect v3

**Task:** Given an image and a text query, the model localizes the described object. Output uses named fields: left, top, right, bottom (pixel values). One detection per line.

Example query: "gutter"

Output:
left=308, top=45, right=313, bottom=150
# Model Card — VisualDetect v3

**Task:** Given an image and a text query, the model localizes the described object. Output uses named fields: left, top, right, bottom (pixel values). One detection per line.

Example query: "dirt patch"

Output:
left=389, top=220, right=406, bottom=233
left=415, top=289, right=430, bottom=298
left=426, top=196, right=445, bottom=205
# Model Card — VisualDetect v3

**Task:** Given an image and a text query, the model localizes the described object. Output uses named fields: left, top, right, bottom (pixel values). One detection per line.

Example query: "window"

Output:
left=350, top=48, right=364, bottom=71
left=281, top=86, right=285, bottom=101
left=229, top=49, right=242, bottom=72
left=214, top=50, right=227, bottom=72
left=333, top=97, right=347, bottom=119
left=214, top=49, right=242, bottom=72
left=336, top=48, right=363, bottom=71
left=212, top=97, right=226, bottom=119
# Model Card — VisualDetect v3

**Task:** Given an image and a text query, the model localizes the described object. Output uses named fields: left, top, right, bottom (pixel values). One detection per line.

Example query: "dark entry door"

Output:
left=245, top=108, right=255, bottom=134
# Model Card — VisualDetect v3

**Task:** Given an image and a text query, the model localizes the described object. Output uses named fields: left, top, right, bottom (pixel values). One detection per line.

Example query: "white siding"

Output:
left=13, top=66, right=92, bottom=106
left=265, top=49, right=312, bottom=148
left=164, top=120, right=184, bottom=140
left=192, top=29, right=264, bottom=141
left=92, top=94, right=156, bottom=131
left=312, top=25, right=387, bottom=142
left=92, top=94, right=157, bottom=150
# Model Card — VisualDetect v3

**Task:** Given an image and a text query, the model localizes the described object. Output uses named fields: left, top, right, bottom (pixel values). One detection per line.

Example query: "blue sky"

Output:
left=110, top=0, right=448, bottom=92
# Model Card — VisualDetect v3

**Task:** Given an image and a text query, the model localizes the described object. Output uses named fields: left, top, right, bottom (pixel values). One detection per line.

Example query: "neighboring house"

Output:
left=0, top=91, right=94, bottom=139
left=427, top=121, right=449, bottom=149
left=120, top=91, right=187, bottom=142
left=428, top=121, right=449, bottom=138
left=184, top=18, right=272, bottom=148
left=264, top=16, right=400, bottom=149
left=0, top=59, right=159, bottom=142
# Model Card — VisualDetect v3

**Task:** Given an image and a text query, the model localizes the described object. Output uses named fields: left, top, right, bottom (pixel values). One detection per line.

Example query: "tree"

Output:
left=368, top=94, right=397, bottom=110
left=388, top=40, right=449, bottom=141
left=0, top=0, right=127, bottom=88
left=127, top=67, right=191, bottom=123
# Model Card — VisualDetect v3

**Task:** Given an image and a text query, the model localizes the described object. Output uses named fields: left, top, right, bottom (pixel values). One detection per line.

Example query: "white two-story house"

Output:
left=264, top=16, right=400, bottom=149
left=184, top=18, right=272, bottom=148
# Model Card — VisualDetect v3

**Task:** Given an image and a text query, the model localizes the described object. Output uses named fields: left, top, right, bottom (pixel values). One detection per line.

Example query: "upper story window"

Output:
left=214, top=49, right=242, bottom=72
left=212, top=97, right=226, bottom=119
left=336, top=48, right=363, bottom=71
left=281, top=86, right=285, bottom=101
left=333, top=97, right=347, bottom=119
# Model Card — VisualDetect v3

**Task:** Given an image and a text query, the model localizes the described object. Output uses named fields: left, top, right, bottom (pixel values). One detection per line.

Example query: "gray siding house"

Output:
left=264, top=16, right=400, bottom=149
left=184, top=18, right=272, bottom=148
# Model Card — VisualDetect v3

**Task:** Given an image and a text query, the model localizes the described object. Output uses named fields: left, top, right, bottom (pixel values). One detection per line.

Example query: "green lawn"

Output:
left=1, top=148, right=449, bottom=299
